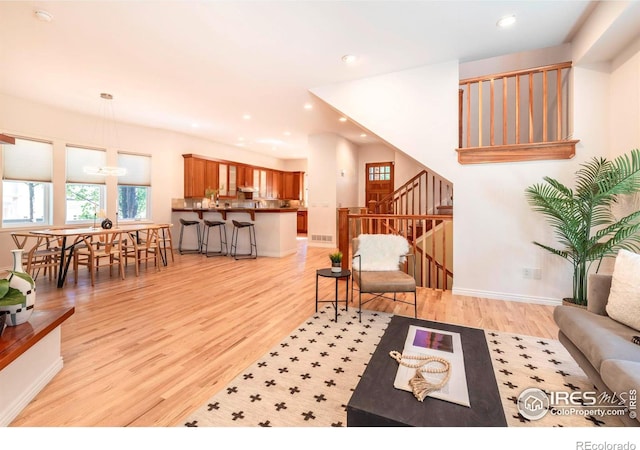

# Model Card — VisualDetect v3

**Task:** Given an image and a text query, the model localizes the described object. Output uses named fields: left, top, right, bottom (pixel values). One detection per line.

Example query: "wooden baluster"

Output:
left=478, top=81, right=483, bottom=147
left=515, top=74, right=520, bottom=144
left=490, top=78, right=495, bottom=146
left=458, top=88, right=464, bottom=148
left=442, top=219, right=447, bottom=290
left=543, top=70, right=548, bottom=142
left=557, top=67, right=563, bottom=140
left=466, top=82, right=471, bottom=148
left=529, top=73, right=534, bottom=143
left=503, top=76, right=508, bottom=145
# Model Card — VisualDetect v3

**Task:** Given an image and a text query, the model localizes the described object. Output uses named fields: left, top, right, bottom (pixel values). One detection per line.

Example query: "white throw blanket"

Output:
left=353, top=233, right=409, bottom=271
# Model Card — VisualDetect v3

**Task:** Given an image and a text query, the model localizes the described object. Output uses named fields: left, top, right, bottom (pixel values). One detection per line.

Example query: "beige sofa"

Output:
left=554, top=274, right=640, bottom=426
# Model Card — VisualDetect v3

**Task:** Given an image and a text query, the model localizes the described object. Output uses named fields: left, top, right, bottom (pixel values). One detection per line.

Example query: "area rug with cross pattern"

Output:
left=183, top=305, right=624, bottom=427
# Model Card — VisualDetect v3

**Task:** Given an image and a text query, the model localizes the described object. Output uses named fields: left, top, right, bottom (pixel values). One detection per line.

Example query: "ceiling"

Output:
left=0, top=1, right=596, bottom=160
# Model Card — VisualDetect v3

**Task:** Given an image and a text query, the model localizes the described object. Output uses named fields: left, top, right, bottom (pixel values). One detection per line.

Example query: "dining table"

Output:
left=31, top=223, right=166, bottom=288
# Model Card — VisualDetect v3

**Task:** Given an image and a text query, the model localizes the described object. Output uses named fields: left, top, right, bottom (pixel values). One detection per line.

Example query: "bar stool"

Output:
left=178, top=218, right=202, bottom=254
left=230, top=219, right=257, bottom=260
left=202, top=219, right=228, bottom=257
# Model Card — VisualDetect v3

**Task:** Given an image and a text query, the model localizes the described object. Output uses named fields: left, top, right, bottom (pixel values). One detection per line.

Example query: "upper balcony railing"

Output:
left=456, top=61, right=579, bottom=164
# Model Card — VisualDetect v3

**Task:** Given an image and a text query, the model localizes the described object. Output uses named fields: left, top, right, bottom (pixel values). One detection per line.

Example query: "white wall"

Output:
left=0, top=93, right=287, bottom=267
left=610, top=35, right=640, bottom=158
left=307, top=133, right=339, bottom=248
left=336, top=137, right=358, bottom=209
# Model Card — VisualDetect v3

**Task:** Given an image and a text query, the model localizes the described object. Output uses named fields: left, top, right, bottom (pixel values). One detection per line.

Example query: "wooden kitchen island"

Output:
left=171, top=207, right=298, bottom=257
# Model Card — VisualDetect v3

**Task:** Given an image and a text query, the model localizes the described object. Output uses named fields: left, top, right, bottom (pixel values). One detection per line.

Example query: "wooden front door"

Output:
left=365, top=162, right=394, bottom=212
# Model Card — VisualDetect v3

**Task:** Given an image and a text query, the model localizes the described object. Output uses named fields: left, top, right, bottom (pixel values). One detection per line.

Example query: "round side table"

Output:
left=315, top=268, right=351, bottom=322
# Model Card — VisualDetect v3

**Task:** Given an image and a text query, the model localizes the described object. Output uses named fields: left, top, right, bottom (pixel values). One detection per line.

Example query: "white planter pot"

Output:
left=1, top=249, right=36, bottom=326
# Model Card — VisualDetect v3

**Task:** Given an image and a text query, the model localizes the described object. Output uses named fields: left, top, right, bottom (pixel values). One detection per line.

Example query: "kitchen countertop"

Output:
left=172, top=207, right=298, bottom=220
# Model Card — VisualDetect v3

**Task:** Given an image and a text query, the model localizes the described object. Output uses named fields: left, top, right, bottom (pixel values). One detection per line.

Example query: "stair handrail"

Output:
left=369, top=169, right=453, bottom=215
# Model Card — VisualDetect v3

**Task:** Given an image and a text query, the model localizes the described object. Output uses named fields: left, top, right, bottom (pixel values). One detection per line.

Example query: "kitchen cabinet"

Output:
left=183, top=155, right=206, bottom=198
left=283, top=171, right=303, bottom=200
left=205, top=160, right=218, bottom=194
left=237, top=165, right=253, bottom=189
left=296, top=210, right=307, bottom=233
left=218, top=163, right=237, bottom=196
left=272, top=170, right=283, bottom=199
left=184, top=154, right=302, bottom=200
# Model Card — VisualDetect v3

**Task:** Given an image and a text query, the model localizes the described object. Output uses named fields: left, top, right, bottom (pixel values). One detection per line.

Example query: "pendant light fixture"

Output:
left=83, top=92, right=127, bottom=177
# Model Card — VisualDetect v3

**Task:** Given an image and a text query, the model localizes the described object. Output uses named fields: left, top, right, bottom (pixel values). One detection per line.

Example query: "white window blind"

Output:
left=117, top=153, right=151, bottom=186
left=66, top=146, right=107, bottom=184
left=3, top=138, right=53, bottom=182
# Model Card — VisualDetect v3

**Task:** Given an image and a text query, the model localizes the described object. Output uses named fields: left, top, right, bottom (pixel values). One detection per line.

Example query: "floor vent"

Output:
left=310, top=234, right=333, bottom=242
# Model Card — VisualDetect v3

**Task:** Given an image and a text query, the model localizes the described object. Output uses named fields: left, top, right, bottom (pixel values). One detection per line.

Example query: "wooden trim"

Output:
left=0, top=307, right=75, bottom=371
left=456, top=140, right=579, bottom=165
left=460, top=61, right=573, bottom=85
left=0, top=133, right=16, bottom=145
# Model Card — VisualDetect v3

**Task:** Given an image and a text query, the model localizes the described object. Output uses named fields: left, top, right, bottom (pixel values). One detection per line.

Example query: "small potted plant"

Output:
left=329, top=251, right=343, bottom=273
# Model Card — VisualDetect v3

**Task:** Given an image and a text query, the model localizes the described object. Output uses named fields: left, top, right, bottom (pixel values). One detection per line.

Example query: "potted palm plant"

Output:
left=329, top=251, right=343, bottom=273
left=525, top=148, right=640, bottom=306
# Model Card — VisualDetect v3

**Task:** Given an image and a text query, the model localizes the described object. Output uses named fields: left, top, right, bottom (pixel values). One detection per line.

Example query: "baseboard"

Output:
left=0, top=356, right=63, bottom=426
left=452, top=287, right=561, bottom=306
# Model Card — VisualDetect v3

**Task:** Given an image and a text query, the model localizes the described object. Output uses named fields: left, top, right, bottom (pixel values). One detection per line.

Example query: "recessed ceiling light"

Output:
left=497, top=14, right=516, bottom=28
left=283, top=131, right=291, bottom=136
left=191, top=123, right=199, bottom=128
left=360, top=133, right=367, bottom=138
left=303, top=103, right=313, bottom=110
left=242, top=114, right=251, bottom=120
left=342, top=54, right=357, bottom=64
left=339, top=117, right=347, bottom=122
left=238, top=137, right=245, bottom=141
left=34, top=10, right=53, bottom=22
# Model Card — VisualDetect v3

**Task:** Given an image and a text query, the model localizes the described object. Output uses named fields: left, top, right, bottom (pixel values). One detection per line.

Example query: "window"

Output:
left=117, top=153, right=151, bottom=220
left=2, top=138, right=53, bottom=227
left=368, top=164, right=391, bottom=181
left=66, top=146, right=106, bottom=223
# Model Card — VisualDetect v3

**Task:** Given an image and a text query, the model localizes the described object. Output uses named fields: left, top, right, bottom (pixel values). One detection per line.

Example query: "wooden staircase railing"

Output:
left=368, top=169, right=453, bottom=217
left=456, top=61, right=579, bottom=164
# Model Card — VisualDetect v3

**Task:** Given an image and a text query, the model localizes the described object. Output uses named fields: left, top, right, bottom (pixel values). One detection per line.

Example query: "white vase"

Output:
left=2, top=249, right=36, bottom=326
left=331, top=263, right=342, bottom=273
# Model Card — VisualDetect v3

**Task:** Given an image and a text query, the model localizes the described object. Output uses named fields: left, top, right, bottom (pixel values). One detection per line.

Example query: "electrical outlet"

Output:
left=523, top=268, right=542, bottom=280
left=532, top=268, right=542, bottom=280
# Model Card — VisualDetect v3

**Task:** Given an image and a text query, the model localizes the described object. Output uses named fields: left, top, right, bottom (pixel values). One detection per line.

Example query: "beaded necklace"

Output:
left=389, top=350, right=451, bottom=402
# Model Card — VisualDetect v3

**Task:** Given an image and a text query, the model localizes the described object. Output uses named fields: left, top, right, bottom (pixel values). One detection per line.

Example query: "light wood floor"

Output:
left=10, top=237, right=558, bottom=426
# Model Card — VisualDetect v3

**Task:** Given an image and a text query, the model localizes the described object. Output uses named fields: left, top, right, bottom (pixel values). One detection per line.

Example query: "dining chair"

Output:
left=73, top=230, right=125, bottom=286
left=157, top=223, right=175, bottom=264
left=11, top=232, right=61, bottom=281
left=122, top=227, right=162, bottom=275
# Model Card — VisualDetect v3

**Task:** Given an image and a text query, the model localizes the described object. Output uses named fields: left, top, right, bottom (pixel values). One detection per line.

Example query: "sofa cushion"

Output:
left=554, top=305, right=640, bottom=371
left=606, top=249, right=640, bottom=331
left=600, top=359, right=640, bottom=423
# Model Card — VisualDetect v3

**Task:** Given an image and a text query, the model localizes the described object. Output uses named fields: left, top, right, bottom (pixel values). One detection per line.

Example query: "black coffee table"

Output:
left=347, top=315, right=507, bottom=427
